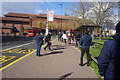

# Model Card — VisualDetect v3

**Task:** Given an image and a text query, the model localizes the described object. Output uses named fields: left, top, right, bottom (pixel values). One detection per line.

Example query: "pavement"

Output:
left=2, top=38, right=98, bottom=79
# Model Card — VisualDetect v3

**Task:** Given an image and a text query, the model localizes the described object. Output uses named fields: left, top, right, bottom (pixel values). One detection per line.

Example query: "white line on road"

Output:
left=1, top=42, right=35, bottom=51
left=1, top=38, right=56, bottom=52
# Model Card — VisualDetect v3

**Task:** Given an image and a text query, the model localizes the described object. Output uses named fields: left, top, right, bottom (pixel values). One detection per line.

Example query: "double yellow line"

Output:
left=0, top=38, right=56, bottom=71
left=0, top=50, right=36, bottom=71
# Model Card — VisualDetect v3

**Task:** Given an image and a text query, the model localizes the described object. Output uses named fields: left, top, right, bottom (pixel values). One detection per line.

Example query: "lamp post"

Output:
left=59, top=4, right=62, bottom=30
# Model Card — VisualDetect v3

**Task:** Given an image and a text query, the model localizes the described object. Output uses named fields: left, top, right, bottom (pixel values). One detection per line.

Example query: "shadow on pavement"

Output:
left=52, top=45, right=59, bottom=47
left=53, top=48, right=66, bottom=50
left=52, top=44, right=67, bottom=51
left=41, top=51, right=63, bottom=56
left=70, top=43, right=75, bottom=46
left=52, top=45, right=66, bottom=48
left=59, top=72, right=73, bottom=80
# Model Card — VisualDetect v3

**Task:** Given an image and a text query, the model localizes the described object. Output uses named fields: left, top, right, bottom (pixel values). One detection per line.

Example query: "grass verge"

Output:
left=94, top=37, right=113, bottom=40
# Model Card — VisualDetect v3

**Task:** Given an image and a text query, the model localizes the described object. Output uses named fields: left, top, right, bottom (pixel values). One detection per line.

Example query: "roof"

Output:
left=74, top=25, right=101, bottom=31
left=1, top=17, right=29, bottom=22
left=4, top=13, right=37, bottom=18
left=3, top=12, right=77, bottom=21
left=81, top=25, right=101, bottom=27
left=37, top=13, right=76, bottom=20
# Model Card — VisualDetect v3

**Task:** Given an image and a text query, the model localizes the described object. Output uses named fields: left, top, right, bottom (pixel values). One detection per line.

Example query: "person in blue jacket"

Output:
left=79, top=31, right=92, bottom=66
left=34, top=33, right=44, bottom=56
left=98, top=21, right=120, bottom=80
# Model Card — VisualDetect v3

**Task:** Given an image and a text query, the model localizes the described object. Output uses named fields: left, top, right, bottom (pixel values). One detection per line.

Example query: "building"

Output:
left=0, top=12, right=96, bottom=35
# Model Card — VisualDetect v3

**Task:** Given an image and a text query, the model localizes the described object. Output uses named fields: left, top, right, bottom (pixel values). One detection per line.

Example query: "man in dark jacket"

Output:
left=98, top=21, right=120, bottom=80
left=34, top=33, right=44, bottom=56
left=44, top=32, right=52, bottom=51
left=79, top=31, right=92, bottom=66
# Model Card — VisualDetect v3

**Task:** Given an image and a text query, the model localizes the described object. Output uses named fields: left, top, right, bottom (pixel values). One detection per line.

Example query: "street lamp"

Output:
left=59, top=4, right=62, bottom=30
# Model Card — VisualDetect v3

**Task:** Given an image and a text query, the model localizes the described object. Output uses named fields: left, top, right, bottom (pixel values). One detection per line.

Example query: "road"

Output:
left=1, top=36, right=34, bottom=50
left=1, top=35, right=56, bottom=71
left=1, top=36, right=36, bottom=71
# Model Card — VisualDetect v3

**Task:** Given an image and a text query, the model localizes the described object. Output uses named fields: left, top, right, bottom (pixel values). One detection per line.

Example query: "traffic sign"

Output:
left=48, top=11, right=54, bottom=21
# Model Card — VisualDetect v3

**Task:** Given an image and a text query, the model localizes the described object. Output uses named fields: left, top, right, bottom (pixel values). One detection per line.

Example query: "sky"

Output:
left=1, top=1, right=119, bottom=26
left=1, top=2, right=74, bottom=16
left=1, top=1, right=119, bottom=16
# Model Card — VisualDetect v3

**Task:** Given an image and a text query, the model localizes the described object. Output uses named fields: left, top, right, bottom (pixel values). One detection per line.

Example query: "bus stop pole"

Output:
left=46, top=9, right=49, bottom=36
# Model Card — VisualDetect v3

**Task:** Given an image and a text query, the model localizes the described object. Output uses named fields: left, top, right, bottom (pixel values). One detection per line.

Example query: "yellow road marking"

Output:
left=0, top=56, right=16, bottom=64
left=0, top=50, right=36, bottom=71
left=2, top=48, right=35, bottom=54
left=0, top=38, right=56, bottom=71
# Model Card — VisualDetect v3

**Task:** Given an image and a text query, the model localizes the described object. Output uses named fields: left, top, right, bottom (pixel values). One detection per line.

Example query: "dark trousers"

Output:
left=80, top=48, right=91, bottom=65
left=58, top=36, right=61, bottom=41
left=63, top=39, right=67, bottom=44
left=75, top=40, right=79, bottom=47
left=44, top=42, right=52, bottom=50
left=68, top=38, right=71, bottom=44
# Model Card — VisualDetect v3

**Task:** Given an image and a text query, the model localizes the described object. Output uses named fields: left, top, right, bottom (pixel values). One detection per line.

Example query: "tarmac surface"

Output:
left=1, top=36, right=34, bottom=50
left=2, top=38, right=98, bottom=79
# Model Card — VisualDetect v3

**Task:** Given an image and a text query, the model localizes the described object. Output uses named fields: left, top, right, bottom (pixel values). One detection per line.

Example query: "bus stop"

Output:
left=74, top=25, right=101, bottom=38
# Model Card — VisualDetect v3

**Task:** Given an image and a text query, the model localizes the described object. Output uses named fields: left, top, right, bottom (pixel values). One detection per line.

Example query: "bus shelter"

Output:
left=74, top=25, right=101, bottom=39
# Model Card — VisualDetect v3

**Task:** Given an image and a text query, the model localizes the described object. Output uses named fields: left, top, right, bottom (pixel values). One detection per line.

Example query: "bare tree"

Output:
left=89, top=2, right=115, bottom=26
left=71, top=2, right=93, bottom=24
left=87, top=2, right=117, bottom=40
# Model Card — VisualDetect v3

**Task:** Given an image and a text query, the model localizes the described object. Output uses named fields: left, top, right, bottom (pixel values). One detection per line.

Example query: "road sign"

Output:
left=48, top=11, right=54, bottom=21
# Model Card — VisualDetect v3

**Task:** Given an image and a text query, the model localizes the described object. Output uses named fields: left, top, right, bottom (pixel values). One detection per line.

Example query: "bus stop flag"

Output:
left=48, top=11, right=54, bottom=21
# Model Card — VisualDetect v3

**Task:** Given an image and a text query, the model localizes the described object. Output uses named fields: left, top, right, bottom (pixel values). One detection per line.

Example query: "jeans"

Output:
left=36, top=45, right=42, bottom=56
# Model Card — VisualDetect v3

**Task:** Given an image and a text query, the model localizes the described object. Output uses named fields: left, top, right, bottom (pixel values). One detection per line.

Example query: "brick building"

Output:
left=0, top=12, right=97, bottom=35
